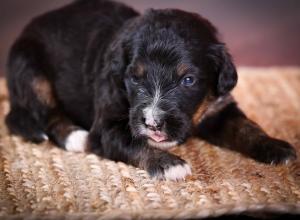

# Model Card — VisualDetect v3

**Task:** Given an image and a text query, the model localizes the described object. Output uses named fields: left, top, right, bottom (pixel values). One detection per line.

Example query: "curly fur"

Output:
left=5, top=0, right=296, bottom=180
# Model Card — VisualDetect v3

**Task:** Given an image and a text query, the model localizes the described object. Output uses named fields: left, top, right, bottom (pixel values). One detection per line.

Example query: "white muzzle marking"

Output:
left=142, top=87, right=164, bottom=127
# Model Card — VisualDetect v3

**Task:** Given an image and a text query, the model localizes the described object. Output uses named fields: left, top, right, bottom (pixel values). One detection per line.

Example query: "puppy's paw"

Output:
left=65, top=130, right=89, bottom=152
left=145, top=153, right=192, bottom=181
left=164, top=163, right=192, bottom=181
left=251, top=138, right=297, bottom=165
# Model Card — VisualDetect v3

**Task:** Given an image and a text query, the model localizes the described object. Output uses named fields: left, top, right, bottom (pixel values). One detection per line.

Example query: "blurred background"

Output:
left=1, top=0, right=300, bottom=76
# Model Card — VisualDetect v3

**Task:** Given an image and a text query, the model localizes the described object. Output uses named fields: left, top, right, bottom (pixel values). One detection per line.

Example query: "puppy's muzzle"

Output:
left=141, top=106, right=178, bottom=150
left=142, top=105, right=167, bottom=141
left=143, top=116, right=164, bottom=132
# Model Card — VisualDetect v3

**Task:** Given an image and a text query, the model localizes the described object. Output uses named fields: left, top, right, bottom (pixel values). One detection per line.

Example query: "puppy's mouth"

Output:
left=146, top=130, right=178, bottom=150
left=148, top=130, right=167, bottom=142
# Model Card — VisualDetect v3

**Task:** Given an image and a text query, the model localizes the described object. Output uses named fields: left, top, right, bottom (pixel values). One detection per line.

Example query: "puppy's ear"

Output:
left=103, top=41, right=128, bottom=77
left=208, top=44, right=238, bottom=96
left=93, top=36, right=130, bottom=112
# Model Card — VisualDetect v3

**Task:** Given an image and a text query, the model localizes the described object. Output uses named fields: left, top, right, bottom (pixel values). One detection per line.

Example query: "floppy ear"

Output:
left=102, top=40, right=128, bottom=78
left=96, top=36, right=133, bottom=99
left=92, top=35, right=131, bottom=115
left=208, top=44, right=238, bottom=96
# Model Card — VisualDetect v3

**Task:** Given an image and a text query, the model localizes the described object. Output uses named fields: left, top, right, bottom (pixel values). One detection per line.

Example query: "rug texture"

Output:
left=0, top=67, right=300, bottom=219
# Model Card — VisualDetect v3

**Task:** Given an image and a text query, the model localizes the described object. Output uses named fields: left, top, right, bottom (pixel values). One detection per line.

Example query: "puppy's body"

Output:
left=7, top=0, right=138, bottom=129
left=6, top=0, right=296, bottom=180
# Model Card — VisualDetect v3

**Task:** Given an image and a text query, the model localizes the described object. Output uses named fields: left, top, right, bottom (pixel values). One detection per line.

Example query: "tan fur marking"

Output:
left=202, top=95, right=235, bottom=118
left=192, top=96, right=215, bottom=126
left=32, top=77, right=56, bottom=107
left=193, top=95, right=235, bottom=126
left=177, top=63, right=190, bottom=76
left=135, top=62, right=145, bottom=76
left=47, top=114, right=78, bottom=141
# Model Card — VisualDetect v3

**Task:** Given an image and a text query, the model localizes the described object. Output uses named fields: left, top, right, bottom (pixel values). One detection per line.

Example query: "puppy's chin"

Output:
left=147, top=139, right=178, bottom=150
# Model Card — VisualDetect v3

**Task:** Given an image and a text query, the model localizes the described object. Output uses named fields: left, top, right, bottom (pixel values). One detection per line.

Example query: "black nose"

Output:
left=142, top=118, right=164, bottom=131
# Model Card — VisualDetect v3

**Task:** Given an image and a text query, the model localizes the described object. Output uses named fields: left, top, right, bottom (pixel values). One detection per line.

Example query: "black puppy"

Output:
left=6, top=0, right=296, bottom=180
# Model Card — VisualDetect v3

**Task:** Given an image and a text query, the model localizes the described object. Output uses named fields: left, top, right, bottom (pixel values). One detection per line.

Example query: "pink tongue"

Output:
left=149, top=132, right=167, bottom=142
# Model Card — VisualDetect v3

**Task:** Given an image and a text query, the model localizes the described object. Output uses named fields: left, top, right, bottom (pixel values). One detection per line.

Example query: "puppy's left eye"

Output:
left=181, top=75, right=195, bottom=87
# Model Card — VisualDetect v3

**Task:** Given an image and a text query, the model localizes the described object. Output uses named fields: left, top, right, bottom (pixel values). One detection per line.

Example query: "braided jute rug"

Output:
left=0, top=67, right=300, bottom=219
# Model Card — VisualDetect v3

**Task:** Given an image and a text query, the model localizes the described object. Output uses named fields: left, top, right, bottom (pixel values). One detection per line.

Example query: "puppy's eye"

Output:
left=181, top=75, right=195, bottom=87
left=130, top=75, right=139, bottom=85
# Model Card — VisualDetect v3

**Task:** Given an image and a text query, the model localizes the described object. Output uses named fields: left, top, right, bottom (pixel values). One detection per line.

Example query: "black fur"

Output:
left=6, top=0, right=296, bottom=180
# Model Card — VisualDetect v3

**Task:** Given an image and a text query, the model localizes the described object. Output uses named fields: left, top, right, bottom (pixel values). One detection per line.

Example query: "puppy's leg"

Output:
left=7, top=75, right=88, bottom=151
left=88, top=117, right=191, bottom=180
left=6, top=106, right=48, bottom=143
left=6, top=38, right=53, bottom=143
left=197, top=101, right=297, bottom=164
left=6, top=38, right=88, bottom=151
left=46, top=111, right=89, bottom=152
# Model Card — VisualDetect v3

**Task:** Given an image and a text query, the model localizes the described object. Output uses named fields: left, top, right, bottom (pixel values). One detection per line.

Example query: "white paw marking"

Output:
left=164, top=163, right=192, bottom=181
left=147, top=139, right=178, bottom=150
left=65, top=130, right=88, bottom=152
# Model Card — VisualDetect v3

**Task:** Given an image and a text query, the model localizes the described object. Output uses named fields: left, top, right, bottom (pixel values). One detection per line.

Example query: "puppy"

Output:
left=6, top=0, right=296, bottom=180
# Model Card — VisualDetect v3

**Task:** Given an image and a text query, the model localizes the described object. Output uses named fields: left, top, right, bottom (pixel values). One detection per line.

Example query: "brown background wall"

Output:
left=1, top=0, right=300, bottom=76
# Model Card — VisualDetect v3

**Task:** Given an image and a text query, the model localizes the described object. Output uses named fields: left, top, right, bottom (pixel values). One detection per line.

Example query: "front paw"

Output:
left=145, top=152, right=192, bottom=181
left=251, top=138, right=297, bottom=165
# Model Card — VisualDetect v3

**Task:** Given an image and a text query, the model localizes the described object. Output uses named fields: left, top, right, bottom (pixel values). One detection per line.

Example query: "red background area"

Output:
left=1, top=0, right=300, bottom=75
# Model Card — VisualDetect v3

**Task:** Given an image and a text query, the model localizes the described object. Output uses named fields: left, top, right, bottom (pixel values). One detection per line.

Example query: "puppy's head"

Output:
left=112, top=9, right=237, bottom=149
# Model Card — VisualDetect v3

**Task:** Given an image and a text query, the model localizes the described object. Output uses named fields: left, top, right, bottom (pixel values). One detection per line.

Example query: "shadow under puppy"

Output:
left=6, top=0, right=296, bottom=180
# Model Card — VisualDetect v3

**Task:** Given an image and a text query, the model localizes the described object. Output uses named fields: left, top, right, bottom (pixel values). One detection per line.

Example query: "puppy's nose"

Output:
left=143, top=117, right=164, bottom=131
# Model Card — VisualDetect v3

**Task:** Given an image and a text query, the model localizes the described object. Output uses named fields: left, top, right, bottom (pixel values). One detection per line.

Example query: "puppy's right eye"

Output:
left=181, top=75, right=196, bottom=87
left=130, top=75, right=139, bottom=85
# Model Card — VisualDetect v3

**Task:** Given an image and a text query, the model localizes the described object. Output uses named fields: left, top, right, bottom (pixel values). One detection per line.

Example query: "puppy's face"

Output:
left=121, top=9, right=237, bottom=150
left=125, top=56, right=210, bottom=150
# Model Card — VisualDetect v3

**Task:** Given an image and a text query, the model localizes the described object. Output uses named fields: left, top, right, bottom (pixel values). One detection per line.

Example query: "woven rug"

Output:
left=0, top=67, right=300, bottom=219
